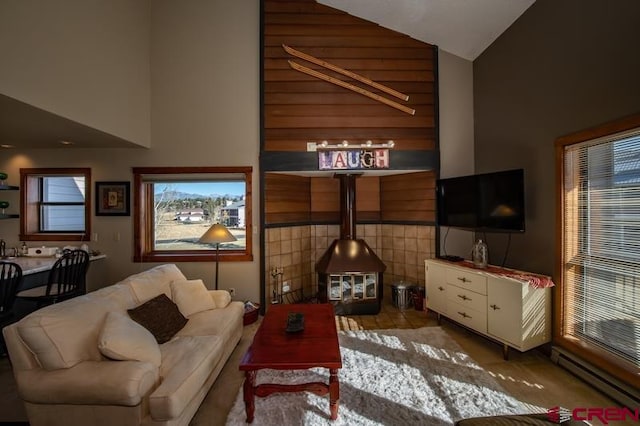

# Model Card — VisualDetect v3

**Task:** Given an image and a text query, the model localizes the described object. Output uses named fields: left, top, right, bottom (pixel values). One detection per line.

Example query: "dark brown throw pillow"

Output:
left=127, top=294, right=188, bottom=344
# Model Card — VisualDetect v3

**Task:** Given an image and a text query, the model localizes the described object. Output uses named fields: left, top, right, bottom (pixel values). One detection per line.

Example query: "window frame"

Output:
left=555, top=113, right=640, bottom=390
left=20, top=168, right=91, bottom=242
left=132, top=166, right=253, bottom=263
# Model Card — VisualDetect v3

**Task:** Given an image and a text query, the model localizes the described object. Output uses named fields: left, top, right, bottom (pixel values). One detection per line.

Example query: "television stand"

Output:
left=424, top=259, right=551, bottom=359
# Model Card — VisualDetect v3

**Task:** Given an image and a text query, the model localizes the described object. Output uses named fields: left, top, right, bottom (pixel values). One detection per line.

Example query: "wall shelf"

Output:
left=0, top=184, right=19, bottom=218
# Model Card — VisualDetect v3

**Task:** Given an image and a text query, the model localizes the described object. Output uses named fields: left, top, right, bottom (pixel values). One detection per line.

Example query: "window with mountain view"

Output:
left=132, top=167, right=252, bottom=262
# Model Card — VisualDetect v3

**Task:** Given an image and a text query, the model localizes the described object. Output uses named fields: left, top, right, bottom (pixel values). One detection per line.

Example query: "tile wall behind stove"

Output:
left=265, top=224, right=435, bottom=308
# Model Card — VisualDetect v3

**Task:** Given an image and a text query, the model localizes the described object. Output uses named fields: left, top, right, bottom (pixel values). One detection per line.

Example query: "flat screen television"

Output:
left=436, top=169, right=525, bottom=232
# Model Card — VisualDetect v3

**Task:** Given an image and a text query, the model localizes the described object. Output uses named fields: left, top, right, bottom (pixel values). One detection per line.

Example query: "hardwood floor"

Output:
left=0, top=299, right=619, bottom=425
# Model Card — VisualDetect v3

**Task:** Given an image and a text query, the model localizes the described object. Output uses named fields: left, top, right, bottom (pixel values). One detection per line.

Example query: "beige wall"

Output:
left=0, top=0, right=151, bottom=147
left=437, top=49, right=476, bottom=259
left=0, top=1, right=476, bottom=302
left=0, top=0, right=261, bottom=302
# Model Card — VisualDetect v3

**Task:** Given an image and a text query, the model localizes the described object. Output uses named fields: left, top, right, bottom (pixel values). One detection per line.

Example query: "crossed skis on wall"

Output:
left=283, top=44, right=416, bottom=116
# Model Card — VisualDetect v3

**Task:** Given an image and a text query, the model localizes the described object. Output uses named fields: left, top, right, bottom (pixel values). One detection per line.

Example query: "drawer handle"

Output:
left=457, top=311, right=471, bottom=319
left=457, top=277, right=470, bottom=283
left=457, top=294, right=471, bottom=301
left=438, top=286, right=445, bottom=291
left=490, top=304, right=500, bottom=310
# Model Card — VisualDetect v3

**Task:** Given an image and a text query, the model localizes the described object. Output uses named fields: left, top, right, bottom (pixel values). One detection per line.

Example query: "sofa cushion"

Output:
left=171, top=279, right=215, bottom=317
left=176, top=301, right=244, bottom=338
left=18, top=360, right=159, bottom=406
left=17, top=284, right=137, bottom=370
left=210, top=289, right=232, bottom=309
left=122, top=264, right=187, bottom=304
left=98, top=311, right=161, bottom=367
left=151, top=335, right=223, bottom=420
left=128, top=294, right=188, bottom=344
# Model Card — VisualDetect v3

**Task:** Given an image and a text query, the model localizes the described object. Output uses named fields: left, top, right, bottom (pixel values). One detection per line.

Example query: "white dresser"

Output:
left=424, top=258, right=552, bottom=358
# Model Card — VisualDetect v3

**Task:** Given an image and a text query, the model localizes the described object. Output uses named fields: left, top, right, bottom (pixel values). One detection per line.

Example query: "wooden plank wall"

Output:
left=263, top=0, right=437, bottom=226
left=356, top=176, right=381, bottom=221
left=263, top=0, right=435, bottom=152
left=309, top=176, right=339, bottom=222
left=265, top=173, right=381, bottom=225
left=264, top=173, right=310, bottom=224
left=380, top=171, right=436, bottom=222
left=308, top=175, right=380, bottom=223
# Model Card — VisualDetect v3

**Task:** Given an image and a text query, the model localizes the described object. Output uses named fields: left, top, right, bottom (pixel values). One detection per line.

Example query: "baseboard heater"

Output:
left=551, top=346, right=640, bottom=408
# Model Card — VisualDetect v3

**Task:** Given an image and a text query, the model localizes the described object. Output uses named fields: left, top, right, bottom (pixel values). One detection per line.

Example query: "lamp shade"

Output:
left=198, top=223, right=237, bottom=245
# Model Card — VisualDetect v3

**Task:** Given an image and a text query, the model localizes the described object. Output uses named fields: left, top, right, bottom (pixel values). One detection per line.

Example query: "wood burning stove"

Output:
left=316, top=173, right=386, bottom=315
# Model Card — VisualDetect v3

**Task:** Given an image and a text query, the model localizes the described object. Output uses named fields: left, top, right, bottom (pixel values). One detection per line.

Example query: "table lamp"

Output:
left=198, top=223, right=237, bottom=290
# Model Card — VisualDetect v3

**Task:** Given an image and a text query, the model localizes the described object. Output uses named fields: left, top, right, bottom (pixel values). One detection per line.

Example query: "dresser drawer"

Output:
left=447, top=284, right=487, bottom=314
left=445, top=268, right=487, bottom=294
left=447, top=301, right=487, bottom=334
left=427, top=282, right=447, bottom=313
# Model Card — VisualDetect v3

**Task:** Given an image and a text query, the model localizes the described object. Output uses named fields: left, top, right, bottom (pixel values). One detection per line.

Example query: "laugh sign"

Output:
left=318, top=149, right=390, bottom=170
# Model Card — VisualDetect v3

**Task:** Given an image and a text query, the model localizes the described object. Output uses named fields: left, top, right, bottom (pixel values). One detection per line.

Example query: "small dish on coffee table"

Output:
left=286, top=312, right=304, bottom=333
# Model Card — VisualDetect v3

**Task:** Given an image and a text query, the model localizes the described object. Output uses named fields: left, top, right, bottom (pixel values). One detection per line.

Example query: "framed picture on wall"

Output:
left=95, top=181, right=130, bottom=216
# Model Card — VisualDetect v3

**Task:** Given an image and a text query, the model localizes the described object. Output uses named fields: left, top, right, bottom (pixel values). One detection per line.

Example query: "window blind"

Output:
left=562, top=127, right=640, bottom=368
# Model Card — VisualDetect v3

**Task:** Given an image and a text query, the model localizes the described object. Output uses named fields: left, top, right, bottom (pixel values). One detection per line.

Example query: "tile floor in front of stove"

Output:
left=0, top=297, right=619, bottom=425
left=335, top=299, right=432, bottom=331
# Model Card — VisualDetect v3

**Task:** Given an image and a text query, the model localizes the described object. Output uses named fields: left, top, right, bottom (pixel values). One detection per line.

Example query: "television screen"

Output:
left=436, top=169, right=525, bottom=232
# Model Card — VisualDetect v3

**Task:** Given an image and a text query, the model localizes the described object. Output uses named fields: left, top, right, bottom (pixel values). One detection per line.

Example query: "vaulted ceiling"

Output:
left=319, top=0, right=535, bottom=60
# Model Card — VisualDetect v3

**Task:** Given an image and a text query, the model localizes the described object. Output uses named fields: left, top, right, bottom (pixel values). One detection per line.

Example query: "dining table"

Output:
left=5, top=253, right=106, bottom=276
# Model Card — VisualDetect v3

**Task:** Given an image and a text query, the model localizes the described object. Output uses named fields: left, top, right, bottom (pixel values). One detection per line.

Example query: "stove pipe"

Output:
left=339, top=173, right=358, bottom=239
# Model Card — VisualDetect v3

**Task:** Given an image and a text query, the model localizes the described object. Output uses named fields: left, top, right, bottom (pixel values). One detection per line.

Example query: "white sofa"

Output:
left=3, top=264, right=244, bottom=426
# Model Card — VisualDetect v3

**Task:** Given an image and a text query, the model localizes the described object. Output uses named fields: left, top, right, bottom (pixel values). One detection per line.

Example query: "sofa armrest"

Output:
left=16, top=360, right=159, bottom=406
left=208, top=290, right=231, bottom=308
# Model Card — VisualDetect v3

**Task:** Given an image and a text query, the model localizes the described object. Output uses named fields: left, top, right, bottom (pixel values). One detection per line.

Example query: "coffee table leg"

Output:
left=243, top=371, right=256, bottom=423
left=329, top=368, right=339, bottom=420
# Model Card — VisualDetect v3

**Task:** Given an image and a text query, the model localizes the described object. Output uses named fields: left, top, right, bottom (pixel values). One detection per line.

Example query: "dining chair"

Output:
left=0, top=261, right=23, bottom=355
left=17, top=249, right=90, bottom=308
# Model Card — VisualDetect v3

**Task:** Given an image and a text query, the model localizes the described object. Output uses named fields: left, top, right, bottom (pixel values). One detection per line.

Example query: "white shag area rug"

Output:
left=225, top=326, right=531, bottom=425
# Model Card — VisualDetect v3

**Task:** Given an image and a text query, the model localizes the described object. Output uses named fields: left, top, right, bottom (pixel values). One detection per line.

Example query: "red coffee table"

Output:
left=239, top=303, right=342, bottom=423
